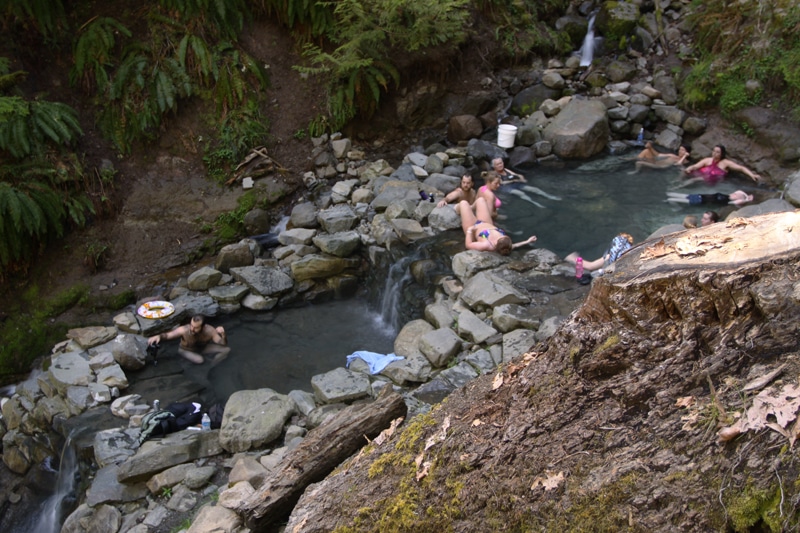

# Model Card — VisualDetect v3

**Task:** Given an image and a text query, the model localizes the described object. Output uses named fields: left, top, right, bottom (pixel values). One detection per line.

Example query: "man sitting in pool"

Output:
left=148, top=314, right=230, bottom=365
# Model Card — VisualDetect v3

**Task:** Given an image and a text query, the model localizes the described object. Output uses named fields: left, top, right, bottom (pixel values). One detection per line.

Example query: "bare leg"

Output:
left=203, top=344, right=231, bottom=367
left=178, top=347, right=205, bottom=365
left=458, top=200, right=477, bottom=233
left=473, top=197, right=493, bottom=223
left=564, top=252, right=604, bottom=271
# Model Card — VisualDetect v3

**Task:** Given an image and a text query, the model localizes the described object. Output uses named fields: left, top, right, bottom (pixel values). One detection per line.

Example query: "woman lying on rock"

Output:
left=458, top=197, right=537, bottom=255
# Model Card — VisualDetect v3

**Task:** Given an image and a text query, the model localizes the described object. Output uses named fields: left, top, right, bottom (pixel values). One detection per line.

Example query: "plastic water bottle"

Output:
left=637, top=129, right=644, bottom=146
left=153, top=399, right=160, bottom=411
left=575, top=257, right=584, bottom=279
left=201, top=413, right=211, bottom=431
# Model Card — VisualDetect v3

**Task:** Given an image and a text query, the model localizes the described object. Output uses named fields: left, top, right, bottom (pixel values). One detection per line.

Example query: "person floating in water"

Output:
left=630, top=142, right=690, bottom=173
left=492, top=157, right=526, bottom=183
left=148, top=314, right=230, bottom=365
left=682, top=145, right=762, bottom=186
left=437, top=173, right=477, bottom=208
left=458, top=197, right=536, bottom=255
left=666, top=190, right=754, bottom=207
left=564, top=233, right=634, bottom=273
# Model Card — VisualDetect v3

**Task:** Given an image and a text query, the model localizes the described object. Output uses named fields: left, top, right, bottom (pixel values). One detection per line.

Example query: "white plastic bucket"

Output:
left=497, top=124, right=518, bottom=149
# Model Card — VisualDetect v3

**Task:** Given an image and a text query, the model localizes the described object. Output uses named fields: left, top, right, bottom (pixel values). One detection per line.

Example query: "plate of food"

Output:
left=137, top=300, right=175, bottom=319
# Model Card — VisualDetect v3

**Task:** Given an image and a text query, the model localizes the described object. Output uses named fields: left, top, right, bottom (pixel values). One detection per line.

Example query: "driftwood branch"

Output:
left=242, top=389, right=408, bottom=531
left=225, top=146, right=289, bottom=186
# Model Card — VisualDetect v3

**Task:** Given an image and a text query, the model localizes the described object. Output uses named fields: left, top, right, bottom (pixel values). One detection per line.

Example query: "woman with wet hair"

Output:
left=458, top=197, right=536, bottom=256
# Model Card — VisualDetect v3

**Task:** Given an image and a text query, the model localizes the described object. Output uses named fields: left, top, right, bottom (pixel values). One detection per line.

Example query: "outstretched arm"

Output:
left=722, top=160, right=761, bottom=182
left=684, top=157, right=712, bottom=174
left=148, top=325, right=184, bottom=345
left=512, top=235, right=537, bottom=249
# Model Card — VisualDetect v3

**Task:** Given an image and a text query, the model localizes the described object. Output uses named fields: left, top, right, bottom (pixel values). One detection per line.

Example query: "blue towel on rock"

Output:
left=346, top=351, right=404, bottom=374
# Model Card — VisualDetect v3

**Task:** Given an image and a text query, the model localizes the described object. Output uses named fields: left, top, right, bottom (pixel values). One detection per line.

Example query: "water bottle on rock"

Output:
left=201, top=413, right=211, bottom=431
left=575, top=257, right=584, bottom=279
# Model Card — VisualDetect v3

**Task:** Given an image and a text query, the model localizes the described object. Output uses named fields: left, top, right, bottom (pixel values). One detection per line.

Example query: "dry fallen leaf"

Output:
left=531, top=471, right=565, bottom=491
left=373, top=416, right=404, bottom=446
left=492, top=372, right=504, bottom=390
left=726, top=217, right=751, bottom=228
left=639, top=239, right=672, bottom=260
left=472, top=419, right=483, bottom=427
left=424, top=416, right=451, bottom=451
left=675, top=396, right=695, bottom=408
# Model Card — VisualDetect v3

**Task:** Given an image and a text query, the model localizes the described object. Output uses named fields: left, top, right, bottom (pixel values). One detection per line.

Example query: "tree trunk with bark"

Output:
left=282, top=212, right=800, bottom=532
left=241, top=388, right=407, bottom=531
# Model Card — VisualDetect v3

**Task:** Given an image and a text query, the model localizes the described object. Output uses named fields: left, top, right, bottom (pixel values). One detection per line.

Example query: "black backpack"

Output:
left=166, top=402, right=203, bottom=430
left=207, top=402, right=225, bottom=429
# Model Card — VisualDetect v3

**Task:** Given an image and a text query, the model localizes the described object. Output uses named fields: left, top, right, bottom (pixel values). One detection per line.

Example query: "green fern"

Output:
left=71, top=17, right=131, bottom=92
left=0, top=98, right=83, bottom=158
left=0, top=0, right=66, bottom=37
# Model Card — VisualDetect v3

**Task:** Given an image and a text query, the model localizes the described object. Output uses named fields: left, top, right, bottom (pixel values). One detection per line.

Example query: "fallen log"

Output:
left=242, top=388, right=408, bottom=531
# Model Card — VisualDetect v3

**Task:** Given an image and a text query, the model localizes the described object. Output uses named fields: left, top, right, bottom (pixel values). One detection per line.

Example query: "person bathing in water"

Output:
left=458, top=197, right=537, bottom=255
left=492, top=157, right=526, bottom=184
left=666, top=190, right=754, bottom=207
left=631, top=142, right=690, bottom=173
left=148, top=314, right=230, bottom=365
left=682, top=144, right=762, bottom=186
left=475, top=171, right=503, bottom=219
left=437, top=174, right=477, bottom=208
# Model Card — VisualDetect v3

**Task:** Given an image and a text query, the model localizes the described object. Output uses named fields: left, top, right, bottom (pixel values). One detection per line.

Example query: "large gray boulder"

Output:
left=214, top=242, right=254, bottom=273
left=116, top=430, right=222, bottom=482
left=312, top=231, right=361, bottom=257
left=460, top=271, right=530, bottom=309
left=317, top=204, right=358, bottom=233
left=311, top=367, right=371, bottom=404
left=47, top=351, right=93, bottom=394
left=218, top=388, right=295, bottom=453
left=289, top=254, right=355, bottom=281
left=419, top=328, right=463, bottom=368
left=543, top=99, right=609, bottom=159
left=90, top=334, right=149, bottom=371
left=230, top=265, right=294, bottom=297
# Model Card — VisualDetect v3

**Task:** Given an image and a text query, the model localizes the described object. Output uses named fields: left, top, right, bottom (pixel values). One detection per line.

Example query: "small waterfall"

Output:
left=29, top=435, right=79, bottom=533
left=579, top=13, right=597, bottom=67
left=372, top=235, right=457, bottom=334
left=378, top=253, right=417, bottom=333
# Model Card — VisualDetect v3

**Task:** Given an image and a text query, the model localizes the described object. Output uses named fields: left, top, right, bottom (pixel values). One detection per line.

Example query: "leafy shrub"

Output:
left=683, top=0, right=800, bottom=116
left=0, top=284, right=88, bottom=381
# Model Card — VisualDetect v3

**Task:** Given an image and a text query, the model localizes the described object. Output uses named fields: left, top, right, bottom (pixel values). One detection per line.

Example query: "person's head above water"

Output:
left=459, top=174, right=474, bottom=191
left=711, top=145, right=727, bottom=161
left=481, top=170, right=502, bottom=188
left=701, top=211, right=720, bottom=226
left=491, top=158, right=506, bottom=172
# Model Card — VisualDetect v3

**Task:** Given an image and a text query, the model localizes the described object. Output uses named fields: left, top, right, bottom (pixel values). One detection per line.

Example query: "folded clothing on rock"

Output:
left=346, top=351, right=404, bottom=374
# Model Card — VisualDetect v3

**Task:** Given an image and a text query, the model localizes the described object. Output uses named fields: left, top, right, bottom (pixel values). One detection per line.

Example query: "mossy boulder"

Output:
left=596, top=1, right=640, bottom=46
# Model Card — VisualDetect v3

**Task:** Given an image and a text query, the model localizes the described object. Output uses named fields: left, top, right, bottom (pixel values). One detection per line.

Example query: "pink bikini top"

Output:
left=479, top=185, right=502, bottom=209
